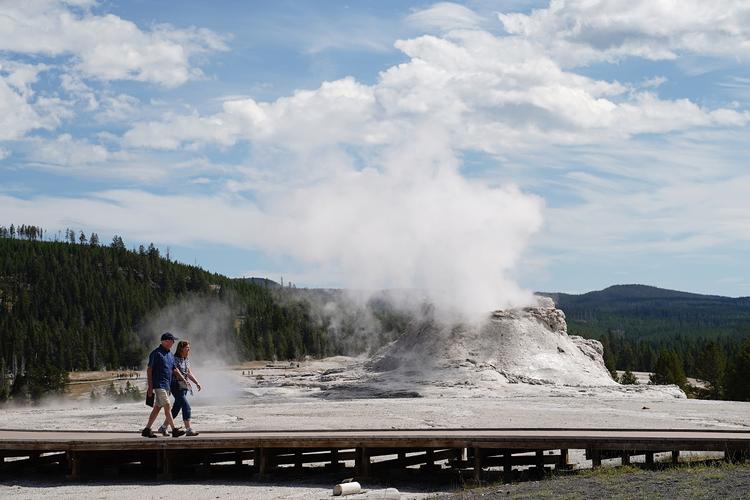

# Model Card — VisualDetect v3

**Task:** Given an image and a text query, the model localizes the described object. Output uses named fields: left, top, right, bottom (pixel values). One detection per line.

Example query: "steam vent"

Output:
left=365, top=297, right=617, bottom=391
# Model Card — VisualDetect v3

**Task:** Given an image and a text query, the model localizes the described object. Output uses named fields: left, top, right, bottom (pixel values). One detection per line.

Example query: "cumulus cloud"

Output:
left=0, top=0, right=227, bottom=87
left=498, top=0, right=750, bottom=66
left=123, top=29, right=748, bottom=154
left=0, top=71, right=69, bottom=140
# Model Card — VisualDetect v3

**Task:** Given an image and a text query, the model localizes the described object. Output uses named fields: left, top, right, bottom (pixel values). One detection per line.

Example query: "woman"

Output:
left=158, top=340, right=202, bottom=436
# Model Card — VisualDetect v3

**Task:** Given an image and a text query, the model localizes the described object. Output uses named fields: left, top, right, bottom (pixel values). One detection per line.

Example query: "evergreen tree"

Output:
left=620, top=370, right=639, bottom=385
left=696, top=341, right=727, bottom=399
left=650, top=349, right=687, bottom=390
left=726, top=337, right=750, bottom=401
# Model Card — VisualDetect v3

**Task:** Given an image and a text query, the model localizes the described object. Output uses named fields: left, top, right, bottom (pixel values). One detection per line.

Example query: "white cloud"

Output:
left=123, top=30, right=748, bottom=155
left=123, top=77, right=384, bottom=151
left=406, top=2, right=485, bottom=32
left=0, top=80, right=39, bottom=140
left=0, top=0, right=227, bottom=87
left=498, top=0, right=750, bottom=66
left=26, top=134, right=109, bottom=166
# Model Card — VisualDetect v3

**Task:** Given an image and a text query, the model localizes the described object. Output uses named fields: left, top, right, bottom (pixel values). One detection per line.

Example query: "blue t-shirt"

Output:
left=148, top=345, right=174, bottom=390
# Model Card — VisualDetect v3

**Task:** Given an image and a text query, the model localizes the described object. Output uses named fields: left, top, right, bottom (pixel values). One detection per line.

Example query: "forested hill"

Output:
left=541, top=285, right=750, bottom=400
left=0, top=227, right=338, bottom=399
left=541, top=284, right=750, bottom=341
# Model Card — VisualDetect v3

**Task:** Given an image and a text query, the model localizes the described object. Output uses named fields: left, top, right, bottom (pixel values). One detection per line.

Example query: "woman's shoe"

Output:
left=185, top=428, right=200, bottom=436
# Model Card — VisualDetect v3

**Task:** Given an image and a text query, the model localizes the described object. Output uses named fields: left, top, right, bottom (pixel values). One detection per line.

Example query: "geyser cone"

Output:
left=367, top=297, right=616, bottom=387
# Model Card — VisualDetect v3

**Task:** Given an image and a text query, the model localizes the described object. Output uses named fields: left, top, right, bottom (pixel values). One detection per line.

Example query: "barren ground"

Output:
left=1, top=357, right=749, bottom=499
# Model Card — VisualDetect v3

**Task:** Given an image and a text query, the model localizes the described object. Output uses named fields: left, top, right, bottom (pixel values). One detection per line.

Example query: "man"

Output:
left=141, top=332, right=187, bottom=438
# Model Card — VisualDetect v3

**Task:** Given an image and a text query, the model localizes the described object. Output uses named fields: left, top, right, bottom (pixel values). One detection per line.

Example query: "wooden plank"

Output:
left=482, top=453, right=561, bottom=467
left=371, top=449, right=458, bottom=470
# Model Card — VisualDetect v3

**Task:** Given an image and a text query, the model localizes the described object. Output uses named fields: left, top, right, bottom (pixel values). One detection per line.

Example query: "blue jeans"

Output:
left=171, top=388, right=191, bottom=421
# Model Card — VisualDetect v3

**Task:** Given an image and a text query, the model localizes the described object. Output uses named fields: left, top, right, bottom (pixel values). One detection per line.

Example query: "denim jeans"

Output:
left=171, top=388, right=191, bottom=421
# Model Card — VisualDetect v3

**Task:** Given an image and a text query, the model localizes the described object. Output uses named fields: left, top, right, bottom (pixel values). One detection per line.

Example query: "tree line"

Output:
left=0, top=226, right=364, bottom=401
left=594, top=329, right=750, bottom=401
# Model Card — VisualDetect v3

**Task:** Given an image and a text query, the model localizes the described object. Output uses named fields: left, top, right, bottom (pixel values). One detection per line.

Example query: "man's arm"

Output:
left=146, top=367, right=153, bottom=395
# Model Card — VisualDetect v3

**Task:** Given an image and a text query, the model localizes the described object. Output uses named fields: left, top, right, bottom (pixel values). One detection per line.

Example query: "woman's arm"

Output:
left=187, top=367, right=201, bottom=391
left=173, top=367, right=191, bottom=387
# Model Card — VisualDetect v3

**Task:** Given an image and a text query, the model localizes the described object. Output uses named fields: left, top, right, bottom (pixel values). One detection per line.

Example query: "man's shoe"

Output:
left=171, top=428, right=185, bottom=438
left=185, top=428, right=200, bottom=436
left=141, top=427, right=157, bottom=438
left=157, top=425, right=169, bottom=436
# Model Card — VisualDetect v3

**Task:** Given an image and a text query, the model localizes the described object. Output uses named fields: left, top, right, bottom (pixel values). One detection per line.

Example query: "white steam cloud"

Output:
left=138, top=296, right=242, bottom=404
left=258, top=134, right=544, bottom=315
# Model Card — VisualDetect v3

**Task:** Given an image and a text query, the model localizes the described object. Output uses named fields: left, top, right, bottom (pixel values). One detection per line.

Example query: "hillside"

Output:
left=541, top=284, right=750, bottom=341
left=0, top=229, right=337, bottom=400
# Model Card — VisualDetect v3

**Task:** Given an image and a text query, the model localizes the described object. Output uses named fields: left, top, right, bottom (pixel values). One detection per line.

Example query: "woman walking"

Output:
left=159, top=340, right=202, bottom=436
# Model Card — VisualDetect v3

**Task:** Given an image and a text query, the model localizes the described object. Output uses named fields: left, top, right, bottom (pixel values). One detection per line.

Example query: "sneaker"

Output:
left=157, top=425, right=169, bottom=436
left=141, top=427, right=157, bottom=438
left=185, top=428, right=200, bottom=436
left=171, top=428, right=185, bottom=438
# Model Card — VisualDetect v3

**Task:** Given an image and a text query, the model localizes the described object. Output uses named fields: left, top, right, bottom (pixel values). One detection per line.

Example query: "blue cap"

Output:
left=160, top=332, right=178, bottom=341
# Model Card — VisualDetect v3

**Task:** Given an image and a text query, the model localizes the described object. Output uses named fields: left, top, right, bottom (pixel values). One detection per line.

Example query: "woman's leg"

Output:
left=182, top=394, right=191, bottom=428
left=170, top=389, right=185, bottom=423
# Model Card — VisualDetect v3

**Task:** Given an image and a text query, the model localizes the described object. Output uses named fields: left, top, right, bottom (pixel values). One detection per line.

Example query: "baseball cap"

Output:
left=160, top=332, right=178, bottom=341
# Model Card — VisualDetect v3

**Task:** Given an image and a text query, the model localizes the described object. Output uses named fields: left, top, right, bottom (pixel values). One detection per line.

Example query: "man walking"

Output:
left=141, top=332, right=186, bottom=438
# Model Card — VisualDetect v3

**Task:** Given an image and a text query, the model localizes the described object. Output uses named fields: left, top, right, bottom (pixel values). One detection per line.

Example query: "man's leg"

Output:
left=162, top=403, right=178, bottom=429
left=145, top=404, right=161, bottom=429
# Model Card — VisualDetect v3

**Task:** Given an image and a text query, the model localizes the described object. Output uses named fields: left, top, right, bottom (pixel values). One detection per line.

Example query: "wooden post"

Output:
left=157, top=449, right=173, bottom=480
left=235, top=451, right=244, bottom=467
left=422, top=449, right=439, bottom=471
left=671, top=450, right=679, bottom=465
left=258, top=448, right=270, bottom=476
left=329, top=448, right=342, bottom=470
left=397, top=451, right=406, bottom=469
left=558, top=449, right=570, bottom=470
left=645, top=452, right=654, bottom=465
left=66, top=451, right=80, bottom=480
left=535, top=450, right=545, bottom=476
left=473, top=447, right=483, bottom=482
left=355, top=447, right=370, bottom=478
left=622, top=452, right=630, bottom=465
left=590, top=449, right=602, bottom=468
left=503, top=450, right=513, bottom=483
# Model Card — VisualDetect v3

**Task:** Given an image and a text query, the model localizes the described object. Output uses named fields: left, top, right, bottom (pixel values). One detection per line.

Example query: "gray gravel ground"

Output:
left=437, top=462, right=750, bottom=499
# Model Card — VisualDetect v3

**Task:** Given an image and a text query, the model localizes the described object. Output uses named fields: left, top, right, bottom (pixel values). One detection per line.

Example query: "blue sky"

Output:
left=1, top=0, right=750, bottom=306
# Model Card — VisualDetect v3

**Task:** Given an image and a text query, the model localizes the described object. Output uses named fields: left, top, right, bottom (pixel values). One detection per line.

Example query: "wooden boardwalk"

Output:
left=1, top=427, right=749, bottom=480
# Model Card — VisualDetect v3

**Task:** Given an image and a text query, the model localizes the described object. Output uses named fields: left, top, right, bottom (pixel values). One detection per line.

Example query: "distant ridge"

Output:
left=538, top=284, right=750, bottom=341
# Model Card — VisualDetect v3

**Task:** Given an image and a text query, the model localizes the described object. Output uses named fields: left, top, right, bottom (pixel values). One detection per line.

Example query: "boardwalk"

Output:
left=1, top=428, right=749, bottom=480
